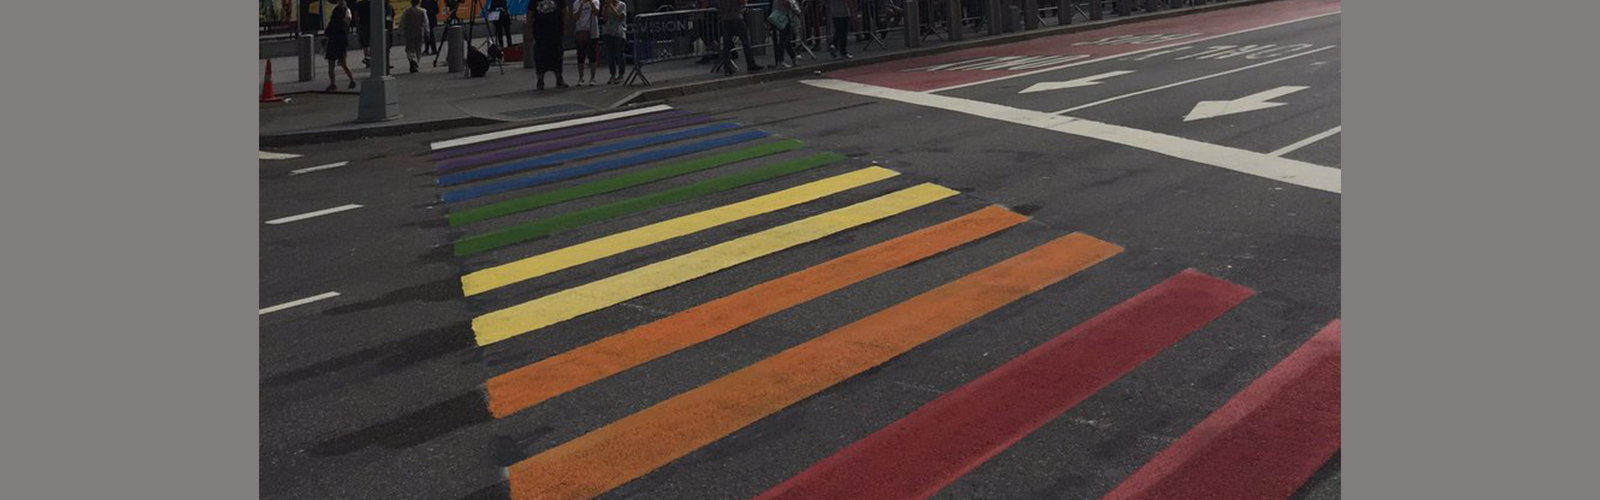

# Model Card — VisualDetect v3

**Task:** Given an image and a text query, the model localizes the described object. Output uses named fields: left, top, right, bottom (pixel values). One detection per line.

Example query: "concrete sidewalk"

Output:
left=259, top=1, right=1272, bottom=147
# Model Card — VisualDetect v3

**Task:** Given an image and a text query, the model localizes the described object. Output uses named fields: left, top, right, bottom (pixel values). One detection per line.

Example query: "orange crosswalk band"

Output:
left=505, top=233, right=1124, bottom=500
left=485, top=205, right=1031, bottom=418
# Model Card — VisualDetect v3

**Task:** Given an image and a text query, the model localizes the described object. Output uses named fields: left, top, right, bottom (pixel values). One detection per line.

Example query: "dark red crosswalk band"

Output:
left=1099, top=319, right=1342, bottom=500
left=753, top=269, right=1256, bottom=500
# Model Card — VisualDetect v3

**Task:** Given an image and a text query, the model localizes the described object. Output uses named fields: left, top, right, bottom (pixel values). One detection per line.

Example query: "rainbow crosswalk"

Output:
left=416, top=105, right=1341, bottom=500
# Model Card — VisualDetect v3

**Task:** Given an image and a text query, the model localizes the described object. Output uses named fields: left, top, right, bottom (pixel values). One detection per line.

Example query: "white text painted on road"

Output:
left=260, top=291, right=341, bottom=315
left=909, top=55, right=1088, bottom=72
left=264, top=204, right=364, bottom=225
left=289, top=161, right=350, bottom=176
left=1054, top=45, right=1336, bottom=115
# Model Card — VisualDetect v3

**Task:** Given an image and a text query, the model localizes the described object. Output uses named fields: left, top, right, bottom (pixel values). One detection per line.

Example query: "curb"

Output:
left=259, top=115, right=503, bottom=148
left=618, top=0, right=1276, bottom=106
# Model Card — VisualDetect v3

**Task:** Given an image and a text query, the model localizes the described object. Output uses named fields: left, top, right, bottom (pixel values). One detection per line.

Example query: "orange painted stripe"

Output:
left=506, top=233, right=1124, bottom=500
left=486, top=205, right=1030, bottom=419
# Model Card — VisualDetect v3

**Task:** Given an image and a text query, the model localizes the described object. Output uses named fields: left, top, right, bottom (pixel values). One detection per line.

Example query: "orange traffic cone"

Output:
left=260, top=59, right=284, bottom=103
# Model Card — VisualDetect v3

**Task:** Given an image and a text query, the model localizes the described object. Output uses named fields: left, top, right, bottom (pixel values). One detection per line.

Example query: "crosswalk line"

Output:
left=460, top=166, right=901, bottom=297
left=502, top=233, right=1123, bottom=500
left=437, top=122, right=743, bottom=185
left=440, top=130, right=770, bottom=203
left=429, top=104, right=673, bottom=151
left=264, top=204, right=363, bottom=225
left=430, top=110, right=692, bottom=162
left=753, top=269, right=1255, bottom=500
left=453, top=152, right=846, bottom=257
left=434, top=114, right=717, bottom=173
left=472, top=183, right=959, bottom=346
left=1099, top=319, right=1341, bottom=500
left=288, top=161, right=348, bottom=176
left=448, top=140, right=805, bottom=227
left=484, top=205, right=1029, bottom=418
left=259, top=151, right=300, bottom=160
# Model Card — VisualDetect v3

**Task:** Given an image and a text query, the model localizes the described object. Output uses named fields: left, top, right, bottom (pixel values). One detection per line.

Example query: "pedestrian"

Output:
left=827, top=0, right=854, bottom=59
left=769, top=0, right=800, bottom=68
left=490, top=0, right=513, bottom=49
left=856, top=0, right=878, bottom=43
left=401, top=0, right=428, bottom=73
left=356, top=0, right=396, bottom=69
left=324, top=0, right=358, bottom=90
left=601, top=0, right=628, bottom=84
left=531, top=0, right=569, bottom=90
left=716, top=0, right=764, bottom=75
left=422, top=0, right=439, bottom=54
left=571, top=0, right=601, bottom=85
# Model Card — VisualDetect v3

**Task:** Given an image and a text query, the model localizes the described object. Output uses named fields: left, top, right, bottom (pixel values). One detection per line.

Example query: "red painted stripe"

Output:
left=753, top=269, right=1255, bottom=500
left=1099, top=319, right=1341, bottom=500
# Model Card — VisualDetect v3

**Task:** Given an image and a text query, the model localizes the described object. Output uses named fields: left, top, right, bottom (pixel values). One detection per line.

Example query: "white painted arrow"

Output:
left=1183, top=85, right=1308, bottom=121
left=1019, top=70, right=1137, bottom=94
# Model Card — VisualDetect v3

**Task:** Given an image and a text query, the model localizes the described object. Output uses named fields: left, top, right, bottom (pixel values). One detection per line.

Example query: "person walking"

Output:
left=601, top=0, right=628, bottom=84
left=422, top=0, right=439, bottom=54
left=324, top=0, right=358, bottom=90
left=401, top=0, right=428, bottom=73
left=356, top=0, right=396, bottom=69
left=769, top=0, right=800, bottom=68
left=570, top=0, right=601, bottom=85
left=827, top=0, right=855, bottom=59
left=530, top=0, right=569, bottom=90
left=716, top=0, right=764, bottom=75
left=490, top=0, right=513, bottom=49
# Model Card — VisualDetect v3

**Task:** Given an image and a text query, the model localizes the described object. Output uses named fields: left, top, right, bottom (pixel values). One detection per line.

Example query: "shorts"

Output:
left=574, top=37, right=598, bottom=65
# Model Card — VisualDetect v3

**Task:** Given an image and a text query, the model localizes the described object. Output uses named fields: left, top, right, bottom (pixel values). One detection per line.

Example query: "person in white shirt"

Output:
left=601, top=0, right=628, bottom=84
left=570, top=0, right=601, bottom=85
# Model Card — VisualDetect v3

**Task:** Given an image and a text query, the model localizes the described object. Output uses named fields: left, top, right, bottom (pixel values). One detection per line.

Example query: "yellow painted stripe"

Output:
left=472, top=183, right=959, bottom=346
left=504, top=233, right=1124, bottom=500
left=461, top=166, right=901, bottom=297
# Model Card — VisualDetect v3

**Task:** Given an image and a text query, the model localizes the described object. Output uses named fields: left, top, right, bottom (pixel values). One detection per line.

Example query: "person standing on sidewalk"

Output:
left=422, top=0, right=439, bottom=55
left=570, top=0, right=601, bottom=85
left=324, top=0, right=358, bottom=90
left=531, top=0, right=570, bottom=90
left=490, top=0, right=514, bottom=49
left=769, top=0, right=800, bottom=68
left=401, top=0, right=428, bottom=73
left=601, top=0, right=628, bottom=84
left=357, top=0, right=396, bottom=69
left=716, top=0, right=764, bottom=75
left=827, top=0, right=855, bottom=59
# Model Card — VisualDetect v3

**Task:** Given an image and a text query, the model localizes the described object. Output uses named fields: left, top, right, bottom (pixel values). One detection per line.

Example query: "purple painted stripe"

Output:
left=434, top=114, right=718, bottom=174
left=428, top=109, right=689, bottom=162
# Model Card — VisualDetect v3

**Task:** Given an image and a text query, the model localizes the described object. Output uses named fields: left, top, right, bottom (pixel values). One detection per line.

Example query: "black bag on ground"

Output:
left=466, top=46, right=491, bottom=77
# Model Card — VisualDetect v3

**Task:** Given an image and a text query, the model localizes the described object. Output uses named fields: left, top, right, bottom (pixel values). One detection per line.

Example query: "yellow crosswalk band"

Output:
left=472, top=183, right=960, bottom=346
left=461, top=167, right=902, bottom=296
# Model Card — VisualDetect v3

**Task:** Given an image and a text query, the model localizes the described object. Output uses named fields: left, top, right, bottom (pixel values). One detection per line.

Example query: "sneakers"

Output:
left=347, top=80, right=356, bottom=90
left=409, top=61, right=419, bottom=73
left=780, top=62, right=793, bottom=69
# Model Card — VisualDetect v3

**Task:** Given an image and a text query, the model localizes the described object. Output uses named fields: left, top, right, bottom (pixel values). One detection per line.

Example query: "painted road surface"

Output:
left=259, top=2, right=1340, bottom=500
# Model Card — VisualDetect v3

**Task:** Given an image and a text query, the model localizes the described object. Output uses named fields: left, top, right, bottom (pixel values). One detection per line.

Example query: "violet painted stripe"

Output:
left=435, top=114, right=716, bottom=174
left=429, top=110, right=690, bottom=162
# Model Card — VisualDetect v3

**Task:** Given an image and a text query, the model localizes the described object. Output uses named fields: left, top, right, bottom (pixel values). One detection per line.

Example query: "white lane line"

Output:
left=260, top=291, right=341, bottom=315
left=289, top=161, right=350, bottom=176
left=926, top=10, right=1342, bottom=94
left=428, top=104, right=674, bottom=150
left=804, top=79, right=1341, bottom=194
left=260, top=151, right=301, bottom=160
left=1054, top=45, right=1336, bottom=114
left=264, top=204, right=364, bottom=225
left=1270, top=126, right=1341, bottom=157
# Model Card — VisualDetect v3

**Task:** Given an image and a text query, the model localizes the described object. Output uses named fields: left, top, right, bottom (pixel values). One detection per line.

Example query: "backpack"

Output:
left=466, top=46, right=491, bottom=77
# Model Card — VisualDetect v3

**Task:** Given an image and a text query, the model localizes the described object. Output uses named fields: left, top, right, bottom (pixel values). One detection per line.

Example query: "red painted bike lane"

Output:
left=826, top=0, right=1341, bottom=92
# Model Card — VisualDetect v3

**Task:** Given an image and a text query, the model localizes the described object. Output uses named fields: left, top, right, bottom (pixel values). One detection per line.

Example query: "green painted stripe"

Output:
left=448, top=140, right=806, bottom=227
left=454, top=152, right=849, bottom=257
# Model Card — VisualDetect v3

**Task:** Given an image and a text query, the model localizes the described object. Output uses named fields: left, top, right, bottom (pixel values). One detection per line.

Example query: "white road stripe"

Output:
left=289, top=161, right=350, bottom=176
left=926, top=10, right=1343, bottom=94
left=1054, top=45, right=1336, bottom=114
left=264, top=204, right=364, bottom=225
left=804, top=79, right=1341, bottom=194
left=428, top=104, right=675, bottom=150
left=260, top=151, right=301, bottom=160
left=1270, top=126, right=1341, bottom=157
left=260, top=291, right=341, bottom=315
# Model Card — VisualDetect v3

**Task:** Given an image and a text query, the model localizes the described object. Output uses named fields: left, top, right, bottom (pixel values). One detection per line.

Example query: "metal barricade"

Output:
left=625, top=8, right=721, bottom=85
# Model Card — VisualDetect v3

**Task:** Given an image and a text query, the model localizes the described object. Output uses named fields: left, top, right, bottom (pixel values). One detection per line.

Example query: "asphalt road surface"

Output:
left=260, top=1, right=1342, bottom=499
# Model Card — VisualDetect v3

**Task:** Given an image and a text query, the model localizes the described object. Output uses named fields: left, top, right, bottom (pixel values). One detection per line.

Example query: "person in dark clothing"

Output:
left=324, top=0, right=359, bottom=90
left=356, top=0, right=396, bottom=68
left=827, top=0, right=854, bottom=59
left=530, top=0, right=570, bottom=90
left=422, top=0, right=439, bottom=54
left=715, top=0, right=763, bottom=75
left=769, top=0, right=800, bottom=68
left=491, top=0, right=514, bottom=48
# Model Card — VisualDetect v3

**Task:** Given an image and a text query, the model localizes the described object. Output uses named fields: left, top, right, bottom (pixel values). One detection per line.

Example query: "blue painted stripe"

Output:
left=438, top=122, right=743, bottom=186
left=441, top=130, right=771, bottom=203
